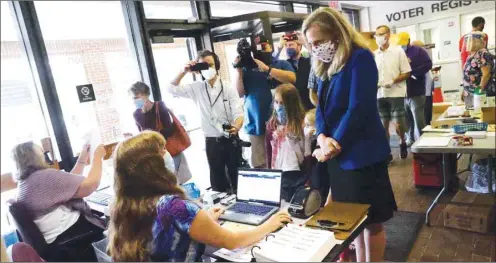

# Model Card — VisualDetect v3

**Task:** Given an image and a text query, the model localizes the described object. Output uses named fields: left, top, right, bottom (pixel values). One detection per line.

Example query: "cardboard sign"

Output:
left=76, top=84, right=96, bottom=103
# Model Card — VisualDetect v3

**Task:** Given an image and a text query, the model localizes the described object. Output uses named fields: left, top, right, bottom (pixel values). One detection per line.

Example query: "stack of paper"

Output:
left=415, top=137, right=452, bottom=147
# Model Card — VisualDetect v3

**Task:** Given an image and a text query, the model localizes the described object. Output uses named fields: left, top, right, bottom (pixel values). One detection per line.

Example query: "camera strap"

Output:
left=204, top=81, right=224, bottom=108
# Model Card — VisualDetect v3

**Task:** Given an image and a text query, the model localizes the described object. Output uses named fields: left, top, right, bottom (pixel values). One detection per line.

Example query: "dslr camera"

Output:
left=222, top=123, right=251, bottom=168
left=232, top=39, right=258, bottom=69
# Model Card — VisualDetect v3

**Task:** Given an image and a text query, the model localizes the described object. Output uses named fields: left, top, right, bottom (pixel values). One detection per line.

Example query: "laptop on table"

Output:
left=220, top=169, right=282, bottom=226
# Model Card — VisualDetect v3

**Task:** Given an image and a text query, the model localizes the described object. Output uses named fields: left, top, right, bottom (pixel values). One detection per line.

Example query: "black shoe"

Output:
left=400, top=143, right=408, bottom=159
left=388, top=154, right=393, bottom=166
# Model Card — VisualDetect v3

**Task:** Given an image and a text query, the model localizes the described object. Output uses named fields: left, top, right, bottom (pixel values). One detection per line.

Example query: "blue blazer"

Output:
left=316, top=48, right=390, bottom=170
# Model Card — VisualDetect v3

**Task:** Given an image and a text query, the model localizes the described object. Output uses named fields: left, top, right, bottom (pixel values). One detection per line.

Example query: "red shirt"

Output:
left=459, top=32, right=489, bottom=68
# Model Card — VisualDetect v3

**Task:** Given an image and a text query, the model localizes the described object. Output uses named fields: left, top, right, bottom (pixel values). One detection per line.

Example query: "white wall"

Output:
left=360, top=1, right=496, bottom=100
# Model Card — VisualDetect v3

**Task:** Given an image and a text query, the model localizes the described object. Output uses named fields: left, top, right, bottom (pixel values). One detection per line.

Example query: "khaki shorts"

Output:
left=249, top=134, right=267, bottom=168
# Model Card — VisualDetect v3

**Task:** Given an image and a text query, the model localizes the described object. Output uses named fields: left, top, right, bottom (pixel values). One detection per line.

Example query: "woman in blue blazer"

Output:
left=303, top=8, right=397, bottom=262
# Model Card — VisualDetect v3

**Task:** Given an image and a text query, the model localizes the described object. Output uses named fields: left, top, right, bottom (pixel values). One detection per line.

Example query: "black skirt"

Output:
left=326, top=158, right=397, bottom=224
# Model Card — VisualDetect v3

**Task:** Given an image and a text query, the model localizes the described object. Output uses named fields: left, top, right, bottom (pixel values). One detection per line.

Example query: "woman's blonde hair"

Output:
left=302, top=7, right=369, bottom=80
left=268, top=84, right=306, bottom=139
left=108, top=130, right=185, bottom=262
left=12, top=142, right=49, bottom=181
left=305, top=108, right=316, bottom=126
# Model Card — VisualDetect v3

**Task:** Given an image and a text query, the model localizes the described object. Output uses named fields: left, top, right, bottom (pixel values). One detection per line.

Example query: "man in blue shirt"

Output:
left=233, top=35, right=296, bottom=168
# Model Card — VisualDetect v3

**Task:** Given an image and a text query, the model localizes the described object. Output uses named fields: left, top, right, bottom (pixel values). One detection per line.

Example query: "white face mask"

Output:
left=164, top=151, right=176, bottom=174
left=375, top=36, right=387, bottom=47
left=201, top=67, right=217, bottom=80
left=311, top=41, right=337, bottom=63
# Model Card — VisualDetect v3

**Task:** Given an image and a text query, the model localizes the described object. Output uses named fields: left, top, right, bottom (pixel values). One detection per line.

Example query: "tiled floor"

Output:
left=387, top=147, right=496, bottom=262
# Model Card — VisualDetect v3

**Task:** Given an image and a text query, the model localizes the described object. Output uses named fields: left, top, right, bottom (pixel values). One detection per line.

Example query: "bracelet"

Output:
left=267, top=66, right=273, bottom=75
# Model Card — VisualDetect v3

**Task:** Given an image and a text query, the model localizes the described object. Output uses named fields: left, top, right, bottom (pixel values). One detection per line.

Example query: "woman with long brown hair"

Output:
left=303, top=8, right=396, bottom=262
left=108, top=131, right=291, bottom=262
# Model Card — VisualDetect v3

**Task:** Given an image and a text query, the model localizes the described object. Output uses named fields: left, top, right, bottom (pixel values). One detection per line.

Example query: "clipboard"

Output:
left=305, top=202, right=370, bottom=231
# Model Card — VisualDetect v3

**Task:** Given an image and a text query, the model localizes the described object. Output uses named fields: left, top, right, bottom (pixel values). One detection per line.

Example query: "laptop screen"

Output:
left=237, top=169, right=282, bottom=206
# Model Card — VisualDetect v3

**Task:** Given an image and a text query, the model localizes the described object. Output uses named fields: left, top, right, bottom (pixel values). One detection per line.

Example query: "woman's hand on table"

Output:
left=208, top=207, right=225, bottom=221
left=263, top=211, right=293, bottom=232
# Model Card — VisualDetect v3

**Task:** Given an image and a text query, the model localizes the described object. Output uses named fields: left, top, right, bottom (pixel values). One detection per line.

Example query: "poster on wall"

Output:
left=76, top=84, right=96, bottom=103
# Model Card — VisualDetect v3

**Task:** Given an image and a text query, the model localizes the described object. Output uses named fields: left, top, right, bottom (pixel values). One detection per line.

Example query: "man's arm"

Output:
left=410, top=48, right=433, bottom=76
left=254, top=59, right=296, bottom=84
left=168, top=61, right=196, bottom=98
left=480, top=65, right=492, bottom=90
left=233, top=66, right=245, bottom=97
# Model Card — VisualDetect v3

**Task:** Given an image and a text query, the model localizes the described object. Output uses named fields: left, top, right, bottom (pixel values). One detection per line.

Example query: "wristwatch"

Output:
left=267, top=66, right=273, bottom=75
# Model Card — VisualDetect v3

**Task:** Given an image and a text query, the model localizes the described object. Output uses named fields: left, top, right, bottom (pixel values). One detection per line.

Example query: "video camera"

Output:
left=232, top=37, right=273, bottom=69
left=233, top=39, right=258, bottom=69
left=222, top=123, right=251, bottom=168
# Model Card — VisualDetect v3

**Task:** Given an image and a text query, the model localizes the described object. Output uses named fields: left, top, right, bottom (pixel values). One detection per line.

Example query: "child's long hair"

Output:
left=108, top=130, right=185, bottom=262
left=268, top=84, right=306, bottom=139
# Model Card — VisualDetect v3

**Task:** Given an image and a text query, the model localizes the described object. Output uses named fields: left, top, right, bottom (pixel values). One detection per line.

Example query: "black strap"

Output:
left=204, top=82, right=224, bottom=108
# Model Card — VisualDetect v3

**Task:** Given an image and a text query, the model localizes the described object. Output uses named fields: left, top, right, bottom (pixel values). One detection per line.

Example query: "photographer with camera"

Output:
left=233, top=35, right=296, bottom=169
left=168, top=50, right=244, bottom=193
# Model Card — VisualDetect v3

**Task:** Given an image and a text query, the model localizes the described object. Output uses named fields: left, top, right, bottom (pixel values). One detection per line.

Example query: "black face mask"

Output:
left=256, top=51, right=273, bottom=66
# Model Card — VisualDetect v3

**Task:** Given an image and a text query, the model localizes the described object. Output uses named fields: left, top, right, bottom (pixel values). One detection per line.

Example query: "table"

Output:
left=87, top=195, right=367, bottom=262
left=411, top=133, right=496, bottom=225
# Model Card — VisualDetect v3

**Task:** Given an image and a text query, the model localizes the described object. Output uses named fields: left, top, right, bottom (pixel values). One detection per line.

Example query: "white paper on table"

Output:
left=416, top=137, right=452, bottom=147
left=487, top=132, right=496, bottom=137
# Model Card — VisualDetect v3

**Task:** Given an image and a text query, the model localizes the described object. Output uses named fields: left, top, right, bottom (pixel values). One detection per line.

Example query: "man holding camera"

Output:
left=280, top=31, right=314, bottom=110
left=234, top=35, right=296, bottom=169
left=168, top=50, right=244, bottom=192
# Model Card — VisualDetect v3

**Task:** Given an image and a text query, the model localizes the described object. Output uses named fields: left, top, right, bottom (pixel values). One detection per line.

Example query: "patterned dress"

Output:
left=463, top=49, right=495, bottom=94
left=151, top=195, right=205, bottom=262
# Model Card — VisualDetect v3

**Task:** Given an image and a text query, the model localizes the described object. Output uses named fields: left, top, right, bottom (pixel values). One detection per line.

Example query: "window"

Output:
left=293, top=3, right=309, bottom=14
left=143, top=1, right=195, bottom=20
left=1, top=1, right=54, bottom=236
left=213, top=39, right=243, bottom=89
left=342, top=8, right=360, bottom=30
left=35, top=1, right=141, bottom=155
left=210, top=1, right=281, bottom=18
left=1, top=1, right=53, bottom=174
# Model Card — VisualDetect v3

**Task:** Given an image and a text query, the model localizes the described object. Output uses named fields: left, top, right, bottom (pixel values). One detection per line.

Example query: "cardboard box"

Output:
left=481, top=107, right=496, bottom=124
left=443, top=191, right=495, bottom=233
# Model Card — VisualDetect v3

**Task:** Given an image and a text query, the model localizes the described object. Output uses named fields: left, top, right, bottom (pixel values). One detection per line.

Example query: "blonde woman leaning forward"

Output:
left=303, top=8, right=397, bottom=262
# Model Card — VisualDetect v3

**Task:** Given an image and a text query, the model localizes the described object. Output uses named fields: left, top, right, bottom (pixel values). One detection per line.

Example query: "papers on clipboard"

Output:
left=415, top=137, right=452, bottom=147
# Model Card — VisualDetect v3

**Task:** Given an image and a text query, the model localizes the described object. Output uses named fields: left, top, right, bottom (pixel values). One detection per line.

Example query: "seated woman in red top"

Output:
left=129, top=81, right=192, bottom=185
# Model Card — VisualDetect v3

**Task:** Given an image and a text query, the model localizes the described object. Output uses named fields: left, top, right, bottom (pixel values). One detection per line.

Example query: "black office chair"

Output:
left=8, top=202, right=102, bottom=262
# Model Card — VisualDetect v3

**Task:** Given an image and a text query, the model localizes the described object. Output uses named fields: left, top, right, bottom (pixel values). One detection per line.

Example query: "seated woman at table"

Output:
left=108, top=131, right=291, bottom=262
left=12, top=141, right=107, bottom=260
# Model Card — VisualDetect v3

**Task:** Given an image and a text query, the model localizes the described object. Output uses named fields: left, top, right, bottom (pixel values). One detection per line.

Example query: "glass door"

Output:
left=152, top=37, right=211, bottom=189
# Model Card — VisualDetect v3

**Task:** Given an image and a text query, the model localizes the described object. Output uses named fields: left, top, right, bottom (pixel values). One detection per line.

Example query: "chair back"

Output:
left=7, top=202, right=48, bottom=258
left=8, top=242, right=44, bottom=262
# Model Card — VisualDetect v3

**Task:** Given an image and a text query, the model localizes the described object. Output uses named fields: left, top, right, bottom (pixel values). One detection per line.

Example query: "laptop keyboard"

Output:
left=86, top=191, right=113, bottom=206
left=228, top=203, right=273, bottom=216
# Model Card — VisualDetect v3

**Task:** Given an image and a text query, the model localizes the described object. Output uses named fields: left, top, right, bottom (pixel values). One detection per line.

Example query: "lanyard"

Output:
left=204, top=82, right=224, bottom=108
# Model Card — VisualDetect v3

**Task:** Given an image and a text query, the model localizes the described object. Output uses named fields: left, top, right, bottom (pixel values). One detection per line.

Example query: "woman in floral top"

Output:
left=462, top=31, right=495, bottom=107
left=108, top=131, right=292, bottom=262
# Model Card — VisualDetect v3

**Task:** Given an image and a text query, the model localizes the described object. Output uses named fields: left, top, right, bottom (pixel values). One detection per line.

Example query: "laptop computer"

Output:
left=219, top=169, right=282, bottom=226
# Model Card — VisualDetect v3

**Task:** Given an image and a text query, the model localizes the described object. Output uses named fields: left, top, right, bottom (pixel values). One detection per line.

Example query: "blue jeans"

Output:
left=405, top=96, right=426, bottom=142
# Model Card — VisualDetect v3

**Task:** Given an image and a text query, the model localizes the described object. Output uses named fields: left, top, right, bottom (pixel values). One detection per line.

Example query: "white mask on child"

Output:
left=164, top=151, right=176, bottom=173
left=304, top=127, right=315, bottom=137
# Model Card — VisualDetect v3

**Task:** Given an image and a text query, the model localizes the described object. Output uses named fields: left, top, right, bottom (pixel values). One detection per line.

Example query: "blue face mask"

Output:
left=134, top=98, right=144, bottom=109
left=286, top=47, right=298, bottom=59
left=274, top=104, right=287, bottom=125
left=401, top=45, right=408, bottom=51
